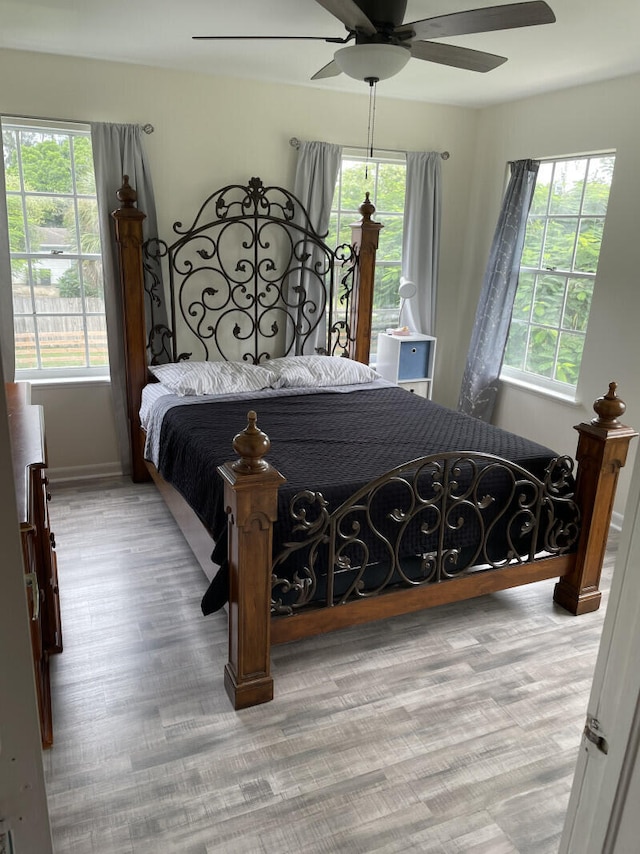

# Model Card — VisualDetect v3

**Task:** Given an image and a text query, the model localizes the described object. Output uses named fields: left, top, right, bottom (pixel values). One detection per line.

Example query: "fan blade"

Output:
left=311, top=59, right=343, bottom=80
left=192, top=35, right=347, bottom=43
left=411, top=40, right=507, bottom=73
left=398, top=1, right=555, bottom=41
left=314, top=0, right=377, bottom=36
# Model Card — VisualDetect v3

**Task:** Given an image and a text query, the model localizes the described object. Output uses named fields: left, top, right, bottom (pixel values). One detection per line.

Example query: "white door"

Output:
left=0, top=380, right=53, bottom=853
left=560, top=447, right=640, bottom=853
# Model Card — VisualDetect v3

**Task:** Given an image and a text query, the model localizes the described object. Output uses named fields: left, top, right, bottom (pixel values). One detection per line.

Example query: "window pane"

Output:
left=549, top=159, right=587, bottom=215
left=562, top=278, right=593, bottom=332
left=2, top=128, right=20, bottom=190
left=87, top=315, right=109, bottom=367
left=37, top=315, right=86, bottom=369
left=77, top=198, right=100, bottom=254
left=373, top=266, right=401, bottom=312
left=6, top=195, right=26, bottom=251
left=54, top=260, right=83, bottom=307
left=340, top=161, right=371, bottom=209
left=371, top=266, right=401, bottom=345
left=504, top=153, right=615, bottom=391
left=555, top=331, right=585, bottom=385
left=14, top=316, right=37, bottom=370
left=529, top=161, right=552, bottom=215
left=26, top=195, right=78, bottom=253
left=583, top=156, right=615, bottom=215
left=543, top=218, right=578, bottom=270
left=4, top=119, right=107, bottom=376
left=33, top=261, right=69, bottom=312
left=338, top=216, right=357, bottom=247
left=503, top=320, right=528, bottom=370
left=376, top=163, right=406, bottom=213
left=511, top=272, right=534, bottom=321
left=376, top=215, right=403, bottom=262
left=20, top=131, right=73, bottom=193
left=521, top=218, right=544, bottom=268
left=525, top=326, right=557, bottom=378
left=575, top=218, right=605, bottom=273
left=332, top=152, right=406, bottom=362
left=82, top=259, right=105, bottom=303
left=73, top=136, right=97, bottom=194
left=532, top=275, right=564, bottom=326
left=12, top=272, right=31, bottom=313
left=326, top=213, right=338, bottom=248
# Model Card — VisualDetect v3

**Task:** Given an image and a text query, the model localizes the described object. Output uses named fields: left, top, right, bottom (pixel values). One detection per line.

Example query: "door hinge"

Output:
left=584, top=714, right=609, bottom=755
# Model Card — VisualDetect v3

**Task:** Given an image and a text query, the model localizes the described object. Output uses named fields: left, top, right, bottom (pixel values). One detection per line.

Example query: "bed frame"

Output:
left=112, top=176, right=637, bottom=710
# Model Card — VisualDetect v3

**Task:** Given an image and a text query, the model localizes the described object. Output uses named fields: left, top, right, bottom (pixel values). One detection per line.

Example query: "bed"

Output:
left=112, top=175, right=637, bottom=709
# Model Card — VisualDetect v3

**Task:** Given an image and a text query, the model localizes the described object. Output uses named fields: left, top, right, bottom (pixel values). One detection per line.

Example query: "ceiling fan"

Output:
left=193, top=0, right=556, bottom=83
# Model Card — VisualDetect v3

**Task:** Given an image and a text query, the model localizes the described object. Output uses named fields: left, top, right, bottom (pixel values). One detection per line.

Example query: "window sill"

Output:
left=18, top=375, right=111, bottom=390
left=500, top=373, right=581, bottom=406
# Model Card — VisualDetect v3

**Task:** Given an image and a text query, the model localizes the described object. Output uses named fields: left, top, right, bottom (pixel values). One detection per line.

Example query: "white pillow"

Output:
left=267, top=355, right=379, bottom=389
left=148, top=360, right=277, bottom=397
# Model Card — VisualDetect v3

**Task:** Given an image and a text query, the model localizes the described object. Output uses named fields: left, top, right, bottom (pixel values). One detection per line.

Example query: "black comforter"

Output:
left=154, top=386, right=563, bottom=614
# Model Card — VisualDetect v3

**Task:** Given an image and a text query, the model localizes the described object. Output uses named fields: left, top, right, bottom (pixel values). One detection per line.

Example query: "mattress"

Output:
left=142, top=384, right=571, bottom=614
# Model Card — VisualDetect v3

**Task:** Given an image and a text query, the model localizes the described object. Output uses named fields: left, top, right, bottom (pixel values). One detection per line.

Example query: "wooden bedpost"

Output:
left=554, top=382, right=638, bottom=615
left=218, top=412, right=285, bottom=709
left=111, top=176, right=149, bottom=483
left=349, top=193, right=383, bottom=365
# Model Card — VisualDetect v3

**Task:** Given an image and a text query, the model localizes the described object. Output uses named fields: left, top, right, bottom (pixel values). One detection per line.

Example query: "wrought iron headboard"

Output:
left=142, top=177, right=359, bottom=365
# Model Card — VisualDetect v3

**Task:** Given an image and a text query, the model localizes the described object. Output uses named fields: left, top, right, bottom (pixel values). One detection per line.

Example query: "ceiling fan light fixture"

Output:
left=334, top=43, right=411, bottom=82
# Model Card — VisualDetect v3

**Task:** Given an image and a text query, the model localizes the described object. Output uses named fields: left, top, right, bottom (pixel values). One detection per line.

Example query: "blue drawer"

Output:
left=398, top=340, right=431, bottom=379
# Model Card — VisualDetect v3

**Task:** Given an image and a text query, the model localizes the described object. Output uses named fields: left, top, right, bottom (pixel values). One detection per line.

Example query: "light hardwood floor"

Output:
left=43, top=477, right=618, bottom=854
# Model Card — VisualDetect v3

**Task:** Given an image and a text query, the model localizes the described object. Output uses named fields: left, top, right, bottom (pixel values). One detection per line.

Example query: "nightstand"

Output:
left=376, top=332, right=437, bottom=399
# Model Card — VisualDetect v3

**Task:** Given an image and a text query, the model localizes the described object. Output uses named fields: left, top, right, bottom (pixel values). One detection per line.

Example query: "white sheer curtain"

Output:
left=0, top=139, right=14, bottom=381
left=293, top=140, right=342, bottom=354
left=401, top=151, right=442, bottom=335
left=91, top=122, right=164, bottom=474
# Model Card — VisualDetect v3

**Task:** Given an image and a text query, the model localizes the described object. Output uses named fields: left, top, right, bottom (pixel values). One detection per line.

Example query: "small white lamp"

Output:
left=398, top=277, right=417, bottom=330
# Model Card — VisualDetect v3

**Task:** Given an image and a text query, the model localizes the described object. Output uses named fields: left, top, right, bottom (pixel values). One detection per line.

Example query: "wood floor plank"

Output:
left=43, top=477, right=618, bottom=853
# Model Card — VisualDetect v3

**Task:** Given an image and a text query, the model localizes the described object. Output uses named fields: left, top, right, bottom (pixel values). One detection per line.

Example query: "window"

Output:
left=2, top=117, right=108, bottom=378
left=328, top=152, right=406, bottom=359
left=502, top=154, right=615, bottom=394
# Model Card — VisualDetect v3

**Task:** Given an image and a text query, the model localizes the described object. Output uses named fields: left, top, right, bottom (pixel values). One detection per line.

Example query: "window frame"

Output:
left=501, top=152, right=615, bottom=400
left=330, top=149, right=407, bottom=361
left=3, top=116, right=109, bottom=380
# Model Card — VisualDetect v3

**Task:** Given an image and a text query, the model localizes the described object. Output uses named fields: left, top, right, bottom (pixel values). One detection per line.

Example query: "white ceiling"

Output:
left=2, top=0, right=640, bottom=107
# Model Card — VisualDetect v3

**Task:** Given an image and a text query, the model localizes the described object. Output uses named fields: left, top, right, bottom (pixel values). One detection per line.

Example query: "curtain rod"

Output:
left=289, top=137, right=449, bottom=160
left=1, top=112, right=154, bottom=133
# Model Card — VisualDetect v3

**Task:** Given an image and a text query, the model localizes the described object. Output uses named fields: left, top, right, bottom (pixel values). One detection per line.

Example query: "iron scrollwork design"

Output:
left=271, top=452, right=580, bottom=615
left=140, top=178, right=360, bottom=365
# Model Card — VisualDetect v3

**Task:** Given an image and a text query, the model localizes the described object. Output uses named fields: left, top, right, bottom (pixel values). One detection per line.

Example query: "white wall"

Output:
left=457, top=73, right=640, bottom=516
left=2, top=50, right=638, bottom=516
left=0, top=46, right=478, bottom=476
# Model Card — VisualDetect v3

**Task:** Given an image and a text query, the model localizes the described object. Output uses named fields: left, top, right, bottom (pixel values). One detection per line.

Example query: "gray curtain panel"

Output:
left=458, top=158, right=539, bottom=422
left=91, top=122, right=166, bottom=474
left=0, top=138, right=15, bottom=381
left=292, top=140, right=342, bottom=354
left=402, top=151, right=442, bottom=335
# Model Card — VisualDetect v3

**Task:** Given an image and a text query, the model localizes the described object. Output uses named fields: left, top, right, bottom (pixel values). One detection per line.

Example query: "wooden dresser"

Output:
left=6, top=382, right=62, bottom=748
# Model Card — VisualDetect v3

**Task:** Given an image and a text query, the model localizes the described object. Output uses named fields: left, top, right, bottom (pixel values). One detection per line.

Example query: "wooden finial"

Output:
left=359, top=192, right=376, bottom=222
left=116, top=175, right=137, bottom=208
left=592, top=381, right=626, bottom=428
left=232, top=411, right=271, bottom=472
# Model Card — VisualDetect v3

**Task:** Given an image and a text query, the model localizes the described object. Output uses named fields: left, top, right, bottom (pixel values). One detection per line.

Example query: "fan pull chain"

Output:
left=365, top=77, right=378, bottom=180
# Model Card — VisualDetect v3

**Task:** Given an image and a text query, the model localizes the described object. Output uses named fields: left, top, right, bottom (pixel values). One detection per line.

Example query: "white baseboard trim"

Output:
left=47, top=462, right=123, bottom=484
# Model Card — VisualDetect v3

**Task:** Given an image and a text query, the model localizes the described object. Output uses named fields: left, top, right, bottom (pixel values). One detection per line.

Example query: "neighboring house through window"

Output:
left=2, top=117, right=108, bottom=378
left=328, top=151, right=406, bottom=360
left=502, top=153, right=615, bottom=396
